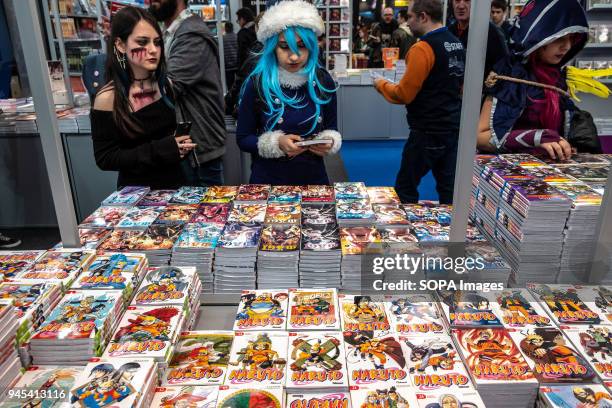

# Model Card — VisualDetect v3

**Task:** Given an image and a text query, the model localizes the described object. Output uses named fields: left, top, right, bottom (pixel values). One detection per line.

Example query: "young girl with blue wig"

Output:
left=236, top=0, right=342, bottom=185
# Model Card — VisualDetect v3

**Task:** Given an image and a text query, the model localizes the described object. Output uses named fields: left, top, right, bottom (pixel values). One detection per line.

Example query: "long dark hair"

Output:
left=104, top=6, right=173, bottom=137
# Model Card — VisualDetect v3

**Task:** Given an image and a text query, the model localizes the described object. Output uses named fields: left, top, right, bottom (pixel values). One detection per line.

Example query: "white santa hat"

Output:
left=256, top=0, right=325, bottom=43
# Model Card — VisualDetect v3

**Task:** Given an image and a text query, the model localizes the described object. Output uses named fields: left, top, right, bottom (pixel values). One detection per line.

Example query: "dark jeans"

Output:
left=395, top=130, right=458, bottom=204
left=181, top=156, right=224, bottom=187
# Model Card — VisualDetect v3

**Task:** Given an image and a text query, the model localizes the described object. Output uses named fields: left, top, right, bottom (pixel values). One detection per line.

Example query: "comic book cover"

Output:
left=403, top=204, right=434, bottom=223
left=565, top=325, right=612, bottom=381
left=302, top=185, right=335, bottom=203
left=0, top=250, right=44, bottom=279
left=175, top=223, right=224, bottom=249
left=556, top=164, right=610, bottom=182
left=228, top=204, right=267, bottom=223
left=151, top=386, right=219, bottom=408
left=32, top=291, right=121, bottom=341
left=301, top=204, right=337, bottom=225
left=453, top=328, right=537, bottom=384
left=191, top=204, right=231, bottom=224
left=349, top=385, right=419, bottom=408
left=339, top=227, right=382, bottom=255
left=233, top=290, right=289, bottom=331
left=115, top=206, right=163, bottom=229
left=499, top=153, right=547, bottom=168
left=224, top=331, right=288, bottom=386
left=401, top=334, right=473, bottom=391
left=134, top=266, right=196, bottom=306
left=367, top=187, right=400, bottom=204
left=170, top=186, right=207, bottom=204
left=129, top=224, right=184, bottom=251
left=509, top=327, right=597, bottom=383
left=378, top=228, right=418, bottom=244
left=236, top=184, right=271, bottom=202
left=411, top=222, right=449, bottom=242
left=101, top=186, right=150, bottom=206
left=265, top=203, right=301, bottom=224
left=301, top=223, right=340, bottom=251
left=288, top=289, right=340, bottom=331
left=492, top=289, right=553, bottom=329
left=336, top=200, right=374, bottom=220
left=216, top=386, right=284, bottom=408
left=286, top=331, right=348, bottom=389
left=383, top=294, right=446, bottom=334
left=586, top=286, right=612, bottom=325
left=438, top=290, right=503, bottom=328
left=71, top=252, right=145, bottom=291
left=218, top=223, right=262, bottom=249
left=157, top=205, right=200, bottom=224
left=78, top=228, right=111, bottom=249
left=343, top=331, right=409, bottom=386
left=163, top=331, right=234, bottom=386
left=0, top=365, right=82, bottom=408
left=340, top=295, right=390, bottom=332
left=70, top=358, right=156, bottom=408
left=0, top=281, right=58, bottom=318
left=539, top=384, right=612, bottom=407
left=19, top=250, right=94, bottom=284
left=139, top=189, right=176, bottom=206
left=287, top=392, right=350, bottom=408
left=104, top=305, right=183, bottom=360
left=97, top=230, right=143, bottom=252
left=528, top=284, right=603, bottom=326
left=260, top=225, right=301, bottom=251
left=414, top=389, right=487, bottom=408
left=202, top=186, right=238, bottom=203
left=552, top=183, right=602, bottom=206
left=334, top=182, right=368, bottom=200
left=269, top=186, right=302, bottom=202
left=373, top=204, right=409, bottom=225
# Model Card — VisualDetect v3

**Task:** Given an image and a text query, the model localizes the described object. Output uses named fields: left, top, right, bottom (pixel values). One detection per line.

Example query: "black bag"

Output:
left=569, top=108, right=603, bottom=154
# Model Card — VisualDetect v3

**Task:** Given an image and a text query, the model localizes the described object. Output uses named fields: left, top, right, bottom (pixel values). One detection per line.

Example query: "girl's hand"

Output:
left=279, top=134, right=306, bottom=157
left=309, top=141, right=333, bottom=157
left=176, top=135, right=197, bottom=158
left=540, top=138, right=572, bottom=161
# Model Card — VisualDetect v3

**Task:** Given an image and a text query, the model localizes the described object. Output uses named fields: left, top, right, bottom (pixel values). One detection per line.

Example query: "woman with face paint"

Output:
left=235, top=0, right=342, bottom=186
left=91, top=6, right=195, bottom=189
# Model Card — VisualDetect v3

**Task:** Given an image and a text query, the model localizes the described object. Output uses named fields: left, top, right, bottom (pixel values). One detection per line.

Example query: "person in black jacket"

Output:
left=236, top=8, right=258, bottom=71
left=449, top=0, right=509, bottom=79
left=150, top=0, right=226, bottom=186
left=91, top=7, right=195, bottom=189
left=491, top=0, right=512, bottom=42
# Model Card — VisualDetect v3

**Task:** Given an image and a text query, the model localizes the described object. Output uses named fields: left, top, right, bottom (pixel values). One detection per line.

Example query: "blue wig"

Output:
left=241, top=26, right=336, bottom=134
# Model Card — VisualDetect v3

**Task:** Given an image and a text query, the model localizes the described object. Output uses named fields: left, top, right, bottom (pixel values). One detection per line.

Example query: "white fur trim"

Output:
left=278, top=68, right=308, bottom=89
left=257, top=0, right=325, bottom=42
left=257, top=130, right=286, bottom=158
left=315, top=130, right=342, bottom=155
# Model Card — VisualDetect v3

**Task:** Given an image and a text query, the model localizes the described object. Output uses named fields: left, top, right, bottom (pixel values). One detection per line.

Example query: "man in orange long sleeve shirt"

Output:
left=374, top=0, right=465, bottom=204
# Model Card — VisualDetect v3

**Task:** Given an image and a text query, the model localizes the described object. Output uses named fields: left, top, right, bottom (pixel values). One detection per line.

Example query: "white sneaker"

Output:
left=0, top=233, right=21, bottom=249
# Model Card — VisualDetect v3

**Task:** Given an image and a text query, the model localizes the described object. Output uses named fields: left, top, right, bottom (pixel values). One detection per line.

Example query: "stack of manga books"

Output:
left=203, top=186, right=239, bottom=204
left=265, top=202, right=302, bottom=225
left=300, top=204, right=342, bottom=288
left=172, top=223, right=224, bottom=293
left=78, top=205, right=131, bottom=230
left=403, top=203, right=451, bottom=242
left=17, top=249, right=94, bottom=289
left=302, top=185, right=335, bottom=204
left=452, top=327, right=539, bottom=408
left=268, top=185, right=302, bottom=203
left=103, top=266, right=201, bottom=363
left=69, top=357, right=159, bottom=408
left=232, top=290, right=289, bottom=331
left=0, top=280, right=63, bottom=351
left=286, top=288, right=341, bottom=331
left=213, top=223, right=262, bottom=293
left=372, top=203, right=410, bottom=227
left=228, top=203, right=267, bottom=224
left=101, top=186, right=150, bottom=206
left=367, top=186, right=401, bottom=205
left=339, top=227, right=382, bottom=291
left=127, top=223, right=185, bottom=267
left=476, top=156, right=572, bottom=285
left=0, top=250, right=45, bottom=280
left=151, top=384, right=220, bottom=407
left=0, top=304, right=22, bottom=396
left=287, top=391, right=350, bottom=408
left=0, top=365, right=83, bottom=407
left=71, top=252, right=148, bottom=302
left=463, top=242, right=512, bottom=284
left=335, top=182, right=375, bottom=226
left=114, top=206, right=163, bottom=230
left=77, top=227, right=112, bottom=249
left=216, top=385, right=285, bottom=408
left=258, top=224, right=301, bottom=289
left=170, top=186, right=207, bottom=205
left=28, top=290, right=124, bottom=365
left=235, top=184, right=271, bottom=203
left=538, top=384, right=612, bottom=408
left=138, top=189, right=177, bottom=207
left=156, top=204, right=200, bottom=226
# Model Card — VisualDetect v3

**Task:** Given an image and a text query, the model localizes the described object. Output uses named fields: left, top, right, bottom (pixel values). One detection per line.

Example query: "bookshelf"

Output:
left=315, top=0, right=353, bottom=70
left=575, top=0, right=612, bottom=87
